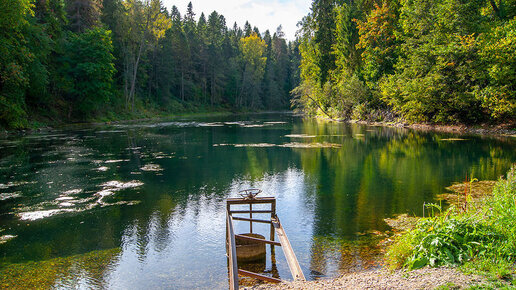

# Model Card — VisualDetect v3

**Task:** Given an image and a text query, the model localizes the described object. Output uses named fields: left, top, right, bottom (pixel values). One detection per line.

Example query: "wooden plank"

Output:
left=226, top=214, right=239, bottom=290
left=235, top=234, right=282, bottom=246
left=270, top=200, right=276, bottom=245
left=250, top=203, right=253, bottom=233
left=226, top=197, right=276, bottom=205
left=272, top=217, right=306, bottom=281
left=229, top=210, right=272, bottom=214
left=238, top=269, right=282, bottom=283
left=232, top=216, right=272, bottom=224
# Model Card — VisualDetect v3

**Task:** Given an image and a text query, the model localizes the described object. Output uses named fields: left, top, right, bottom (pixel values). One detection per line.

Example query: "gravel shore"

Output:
left=247, top=267, right=491, bottom=289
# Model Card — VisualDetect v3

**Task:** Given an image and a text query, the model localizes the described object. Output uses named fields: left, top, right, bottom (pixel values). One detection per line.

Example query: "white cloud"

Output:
left=162, top=0, right=312, bottom=40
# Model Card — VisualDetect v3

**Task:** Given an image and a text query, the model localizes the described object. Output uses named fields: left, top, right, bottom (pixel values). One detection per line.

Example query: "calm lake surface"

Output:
left=0, top=113, right=515, bottom=289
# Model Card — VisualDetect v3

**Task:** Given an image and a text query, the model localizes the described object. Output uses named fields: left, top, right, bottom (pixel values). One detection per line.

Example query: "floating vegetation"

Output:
left=0, top=181, right=37, bottom=189
left=151, top=152, right=174, bottom=159
left=99, top=180, right=143, bottom=191
left=0, top=248, right=121, bottom=289
left=436, top=180, right=497, bottom=207
left=96, top=130, right=127, bottom=133
left=384, top=214, right=420, bottom=232
left=280, top=142, right=342, bottom=148
left=104, top=159, right=129, bottom=164
left=140, top=164, right=163, bottom=172
left=284, top=134, right=317, bottom=138
left=96, top=181, right=144, bottom=203
left=109, top=200, right=141, bottom=206
left=223, top=122, right=245, bottom=125
left=18, top=209, right=76, bottom=221
left=0, top=235, right=17, bottom=244
left=198, top=122, right=224, bottom=127
left=220, top=121, right=277, bottom=128
left=264, top=121, right=287, bottom=124
left=214, top=142, right=342, bottom=148
left=55, top=196, right=74, bottom=201
left=0, top=192, right=21, bottom=201
left=234, top=143, right=277, bottom=147
left=240, top=124, right=269, bottom=128
left=16, top=180, right=143, bottom=221
left=62, top=189, right=83, bottom=195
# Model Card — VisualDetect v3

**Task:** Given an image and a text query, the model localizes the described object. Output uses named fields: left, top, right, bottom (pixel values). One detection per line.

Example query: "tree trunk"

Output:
left=489, top=0, right=501, bottom=18
left=129, top=33, right=145, bottom=111
left=238, top=65, right=247, bottom=108
left=210, top=69, right=215, bottom=106
left=123, top=46, right=129, bottom=109
left=181, top=71, right=184, bottom=101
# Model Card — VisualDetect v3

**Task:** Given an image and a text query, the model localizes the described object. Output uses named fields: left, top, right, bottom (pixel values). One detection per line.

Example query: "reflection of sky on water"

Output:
left=0, top=114, right=515, bottom=288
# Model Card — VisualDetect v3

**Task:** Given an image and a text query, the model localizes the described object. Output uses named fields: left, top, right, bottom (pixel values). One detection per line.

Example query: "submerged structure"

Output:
left=226, top=189, right=305, bottom=289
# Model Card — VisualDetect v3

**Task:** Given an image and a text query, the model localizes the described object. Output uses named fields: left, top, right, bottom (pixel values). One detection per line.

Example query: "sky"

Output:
left=162, top=0, right=313, bottom=40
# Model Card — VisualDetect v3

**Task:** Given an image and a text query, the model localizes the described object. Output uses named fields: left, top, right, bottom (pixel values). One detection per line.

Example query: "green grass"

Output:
left=435, top=282, right=460, bottom=290
left=386, top=166, right=516, bottom=281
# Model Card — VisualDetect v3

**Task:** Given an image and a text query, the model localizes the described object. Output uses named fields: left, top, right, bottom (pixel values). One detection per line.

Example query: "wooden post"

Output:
left=272, top=217, right=305, bottom=281
left=270, top=199, right=276, bottom=254
left=226, top=213, right=239, bottom=290
left=249, top=203, right=253, bottom=233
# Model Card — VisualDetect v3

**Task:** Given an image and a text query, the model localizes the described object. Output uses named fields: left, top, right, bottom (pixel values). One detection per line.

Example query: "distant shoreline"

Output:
left=308, top=115, right=516, bottom=137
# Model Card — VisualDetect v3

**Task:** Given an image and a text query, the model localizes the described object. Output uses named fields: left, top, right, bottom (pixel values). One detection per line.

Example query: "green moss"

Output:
left=0, top=248, right=120, bottom=289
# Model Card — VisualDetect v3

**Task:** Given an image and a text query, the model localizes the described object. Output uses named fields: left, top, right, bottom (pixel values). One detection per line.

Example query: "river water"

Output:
left=0, top=113, right=514, bottom=288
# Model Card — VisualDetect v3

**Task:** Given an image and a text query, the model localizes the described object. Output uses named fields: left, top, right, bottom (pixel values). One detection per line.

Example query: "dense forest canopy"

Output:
left=1, top=0, right=515, bottom=129
left=0, top=0, right=301, bottom=128
left=293, top=0, right=516, bottom=124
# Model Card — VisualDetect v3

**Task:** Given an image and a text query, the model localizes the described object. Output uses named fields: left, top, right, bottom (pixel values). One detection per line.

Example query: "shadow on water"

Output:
left=0, top=113, right=514, bottom=288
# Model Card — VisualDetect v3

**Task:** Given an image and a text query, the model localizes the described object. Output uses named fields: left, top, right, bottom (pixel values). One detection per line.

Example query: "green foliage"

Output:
left=476, top=18, right=516, bottom=120
left=0, top=0, right=34, bottom=128
left=355, top=2, right=399, bottom=86
left=404, top=217, right=507, bottom=269
left=295, top=0, right=515, bottom=125
left=239, top=33, right=267, bottom=108
left=62, top=28, right=115, bottom=118
left=313, top=0, right=337, bottom=84
left=0, top=0, right=299, bottom=128
left=386, top=166, right=516, bottom=279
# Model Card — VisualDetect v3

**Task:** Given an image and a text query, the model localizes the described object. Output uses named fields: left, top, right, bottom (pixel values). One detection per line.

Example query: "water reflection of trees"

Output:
left=0, top=117, right=514, bottom=286
left=293, top=119, right=515, bottom=276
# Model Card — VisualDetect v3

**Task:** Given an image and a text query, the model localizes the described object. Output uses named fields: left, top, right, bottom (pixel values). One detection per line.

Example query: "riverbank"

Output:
left=350, top=119, right=516, bottom=137
left=249, top=167, right=516, bottom=289
left=248, top=267, right=493, bottom=289
left=0, top=109, right=236, bottom=136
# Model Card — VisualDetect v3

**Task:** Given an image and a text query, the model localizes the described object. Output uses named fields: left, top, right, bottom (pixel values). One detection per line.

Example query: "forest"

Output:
left=1, top=0, right=515, bottom=130
left=295, top=0, right=515, bottom=124
left=0, top=0, right=300, bottom=129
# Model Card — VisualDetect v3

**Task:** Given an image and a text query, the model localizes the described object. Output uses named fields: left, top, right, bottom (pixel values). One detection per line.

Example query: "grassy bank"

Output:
left=386, top=166, right=516, bottom=285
